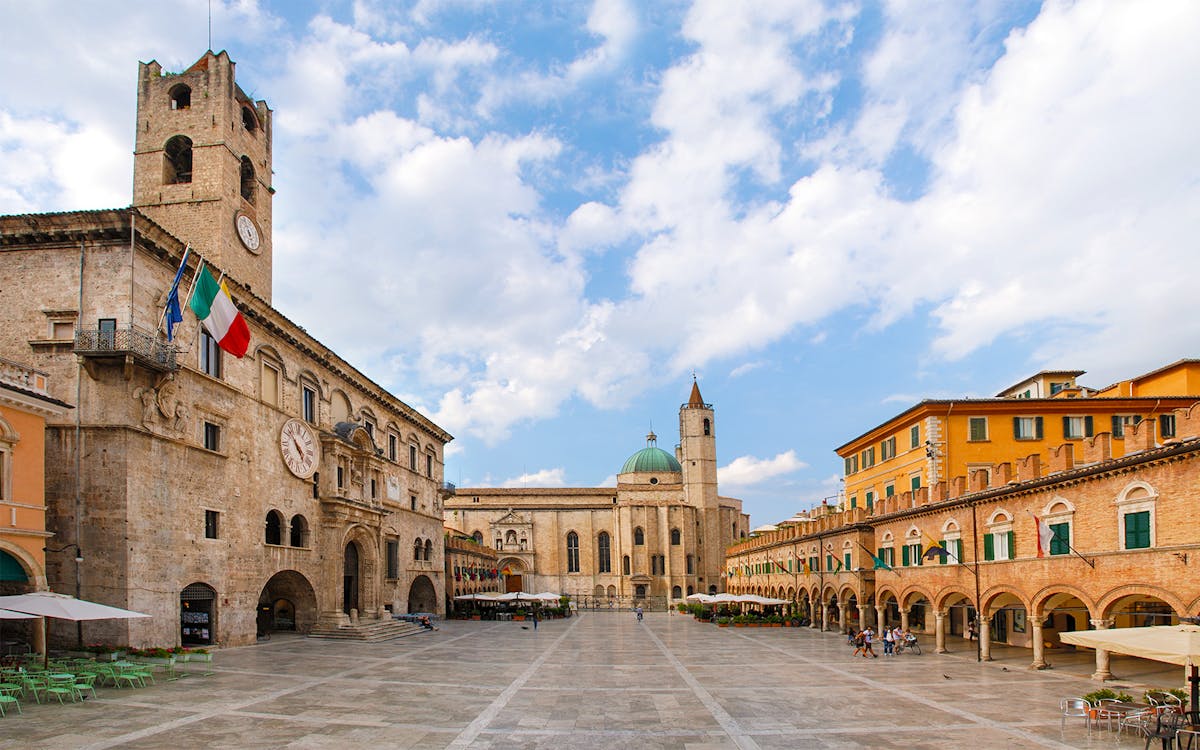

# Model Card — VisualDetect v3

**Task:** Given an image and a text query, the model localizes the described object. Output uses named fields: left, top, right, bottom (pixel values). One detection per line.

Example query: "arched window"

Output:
left=597, top=532, right=611, bottom=573
left=670, top=528, right=681, bottom=545
left=264, top=510, right=283, bottom=545
left=424, top=539, right=433, bottom=561
left=242, top=105, right=258, bottom=133
left=703, top=418, right=710, bottom=436
left=622, top=555, right=631, bottom=575
left=289, top=514, right=308, bottom=547
left=634, top=527, right=644, bottom=545
left=413, top=538, right=423, bottom=561
left=472, top=530, right=483, bottom=544
left=163, top=135, right=192, bottom=184
left=240, top=156, right=255, bottom=203
left=672, top=585, right=682, bottom=599
left=168, top=84, right=191, bottom=110
left=566, top=531, right=580, bottom=573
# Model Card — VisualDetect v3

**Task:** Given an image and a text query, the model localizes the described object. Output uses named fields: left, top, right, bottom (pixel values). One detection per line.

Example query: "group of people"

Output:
left=848, top=625, right=916, bottom=657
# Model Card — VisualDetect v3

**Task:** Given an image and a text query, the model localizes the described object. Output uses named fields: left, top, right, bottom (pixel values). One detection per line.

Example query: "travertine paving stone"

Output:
left=0, top=612, right=1178, bottom=749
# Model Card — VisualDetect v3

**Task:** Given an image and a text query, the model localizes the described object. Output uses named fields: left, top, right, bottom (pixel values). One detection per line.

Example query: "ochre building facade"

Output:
left=444, top=383, right=749, bottom=608
left=0, top=51, right=451, bottom=647
left=728, top=403, right=1200, bottom=679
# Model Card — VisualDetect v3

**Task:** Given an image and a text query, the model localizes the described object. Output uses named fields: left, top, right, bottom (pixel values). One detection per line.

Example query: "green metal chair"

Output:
left=43, top=674, right=77, bottom=704
left=0, top=684, right=21, bottom=717
left=72, top=672, right=98, bottom=700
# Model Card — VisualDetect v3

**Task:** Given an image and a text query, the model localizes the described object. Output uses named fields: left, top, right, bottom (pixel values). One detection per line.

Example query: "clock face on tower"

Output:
left=235, top=212, right=261, bottom=253
left=280, top=418, right=319, bottom=478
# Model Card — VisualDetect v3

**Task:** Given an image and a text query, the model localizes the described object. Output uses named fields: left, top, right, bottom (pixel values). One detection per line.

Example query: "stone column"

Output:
left=934, top=610, right=947, bottom=654
left=858, top=604, right=870, bottom=631
left=1031, top=615, right=1046, bottom=669
left=876, top=605, right=886, bottom=631
left=838, top=600, right=847, bottom=632
left=818, top=603, right=827, bottom=631
left=1090, top=618, right=1115, bottom=680
left=900, top=608, right=910, bottom=632
left=979, top=615, right=992, bottom=661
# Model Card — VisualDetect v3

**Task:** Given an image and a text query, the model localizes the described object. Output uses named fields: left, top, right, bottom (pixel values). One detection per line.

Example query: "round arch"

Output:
left=341, top=525, right=379, bottom=615
left=257, top=570, right=317, bottom=636
left=408, top=575, right=437, bottom=613
left=1030, top=584, right=1097, bottom=618
left=1096, top=584, right=1186, bottom=621
left=182, top=581, right=218, bottom=645
left=0, top=541, right=46, bottom=592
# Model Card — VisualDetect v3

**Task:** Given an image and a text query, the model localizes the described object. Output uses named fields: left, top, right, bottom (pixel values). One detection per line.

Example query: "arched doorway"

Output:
left=181, top=582, right=217, bottom=646
left=257, top=570, right=318, bottom=636
left=343, top=542, right=360, bottom=614
left=408, top=575, right=437, bottom=614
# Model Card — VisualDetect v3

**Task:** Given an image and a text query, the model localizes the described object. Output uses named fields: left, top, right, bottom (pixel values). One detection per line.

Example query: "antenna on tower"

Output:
left=208, top=0, right=213, bottom=51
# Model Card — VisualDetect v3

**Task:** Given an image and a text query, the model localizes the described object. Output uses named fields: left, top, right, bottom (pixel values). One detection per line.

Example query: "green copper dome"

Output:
left=621, top=432, right=682, bottom=474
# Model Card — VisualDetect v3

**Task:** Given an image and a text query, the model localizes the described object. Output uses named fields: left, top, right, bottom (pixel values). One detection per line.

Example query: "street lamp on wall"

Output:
left=43, top=543, right=83, bottom=647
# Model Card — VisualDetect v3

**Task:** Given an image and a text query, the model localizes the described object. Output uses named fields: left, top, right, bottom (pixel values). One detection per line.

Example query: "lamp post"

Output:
left=43, top=543, right=84, bottom=648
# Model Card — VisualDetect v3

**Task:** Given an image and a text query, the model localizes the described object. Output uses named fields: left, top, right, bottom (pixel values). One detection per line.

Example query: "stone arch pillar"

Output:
left=934, top=609, right=947, bottom=654
left=979, top=613, right=992, bottom=661
left=1090, top=618, right=1115, bottom=680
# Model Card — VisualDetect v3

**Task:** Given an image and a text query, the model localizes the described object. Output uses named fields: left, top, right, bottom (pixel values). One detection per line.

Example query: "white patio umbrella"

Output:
left=532, top=592, right=562, bottom=602
left=0, top=591, right=150, bottom=666
left=0, top=608, right=38, bottom=658
left=1059, top=623, right=1200, bottom=710
left=686, top=593, right=714, bottom=603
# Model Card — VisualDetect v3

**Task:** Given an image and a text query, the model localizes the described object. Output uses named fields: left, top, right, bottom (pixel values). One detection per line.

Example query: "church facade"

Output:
left=444, top=383, right=750, bottom=608
left=0, top=51, right=451, bottom=647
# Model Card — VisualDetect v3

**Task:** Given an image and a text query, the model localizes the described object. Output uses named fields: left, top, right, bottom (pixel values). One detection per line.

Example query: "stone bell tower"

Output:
left=133, top=50, right=274, bottom=301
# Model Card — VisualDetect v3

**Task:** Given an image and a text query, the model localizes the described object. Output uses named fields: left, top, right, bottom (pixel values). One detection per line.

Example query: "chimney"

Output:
left=1047, top=443, right=1075, bottom=473
left=1015, top=454, right=1042, bottom=483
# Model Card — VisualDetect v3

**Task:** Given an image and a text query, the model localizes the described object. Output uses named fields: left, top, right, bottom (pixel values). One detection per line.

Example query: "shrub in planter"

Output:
left=716, top=617, right=731, bottom=627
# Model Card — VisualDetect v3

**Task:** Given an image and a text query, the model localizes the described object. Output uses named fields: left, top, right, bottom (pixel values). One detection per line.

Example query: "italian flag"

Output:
left=189, top=265, right=250, bottom=357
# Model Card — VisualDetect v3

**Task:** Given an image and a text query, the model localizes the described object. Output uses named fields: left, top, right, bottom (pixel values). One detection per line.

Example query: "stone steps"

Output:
left=307, top=618, right=428, bottom=642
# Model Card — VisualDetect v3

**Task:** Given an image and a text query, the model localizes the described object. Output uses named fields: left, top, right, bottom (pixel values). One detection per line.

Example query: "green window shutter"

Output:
left=938, top=539, right=947, bottom=565
left=844, top=553, right=851, bottom=570
left=1084, top=416, right=1094, bottom=437
left=1112, top=415, right=1123, bottom=438
left=850, top=496, right=857, bottom=509
left=956, top=539, right=964, bottom=562
left=984, top=533, right=995, bottom=561
left=1125, top=511, right=1151, bottom=549
left=1049, top=523, right=1070, bottom=555
left=1013, top=417, right=1020, bottom=439
left=885, top=485, right=895, bottom=497
left=911, top=475, right=921, bottom=491
left=915, top=544, right=923, bottom=566
left=1035, top=416, right=1044, bottom=439
left=1007, top=530, right=1016, bottom=559
left=901, top=545, right=910, bottom=567
left=1062, top=416, right=1070, bottom=437
left=866, top=492, right=874, bottom=511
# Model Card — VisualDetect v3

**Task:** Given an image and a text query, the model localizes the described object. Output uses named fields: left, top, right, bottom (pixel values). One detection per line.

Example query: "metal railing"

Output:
left=74, top=325, right=178, bottom=372
left=0, top=356, right=50, bottom=394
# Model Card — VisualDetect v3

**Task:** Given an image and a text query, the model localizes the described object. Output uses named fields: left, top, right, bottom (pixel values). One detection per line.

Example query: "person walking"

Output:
left=883, top=625, right=894, bottom=656
left=851, top=630, right=865, bottom=657
left=967, top=618, right=978, bottom=641
left=532, top=609, right=539, bottom=631
left=862, top=626, right=877, bottom=658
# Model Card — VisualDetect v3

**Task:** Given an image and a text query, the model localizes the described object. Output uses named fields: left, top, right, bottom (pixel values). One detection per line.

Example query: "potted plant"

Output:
left=716, top=617, right=731, bottom=628
left=513, top=609, right=526, bottom=621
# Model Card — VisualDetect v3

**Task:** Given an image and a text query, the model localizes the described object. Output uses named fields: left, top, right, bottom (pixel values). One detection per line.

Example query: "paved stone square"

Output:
left=0, top=612, right=1180, bottom=749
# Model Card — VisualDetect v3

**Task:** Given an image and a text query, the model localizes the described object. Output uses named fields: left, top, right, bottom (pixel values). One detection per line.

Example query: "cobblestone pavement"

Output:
left=0, top=612, right=1182, bottom=749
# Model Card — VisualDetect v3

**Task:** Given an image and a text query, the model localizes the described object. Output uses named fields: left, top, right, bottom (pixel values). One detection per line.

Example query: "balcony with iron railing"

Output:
left=74, top=325, right=178, bottom=373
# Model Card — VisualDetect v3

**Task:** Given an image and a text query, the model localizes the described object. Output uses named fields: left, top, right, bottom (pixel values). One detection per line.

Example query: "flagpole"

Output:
left=155, top=244, right=191, bottom=334
left=1026, top=510, right=1095, bottom=568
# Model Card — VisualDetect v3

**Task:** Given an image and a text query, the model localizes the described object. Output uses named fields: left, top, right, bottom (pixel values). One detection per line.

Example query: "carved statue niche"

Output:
left=134, top=386, right=157, bottom=427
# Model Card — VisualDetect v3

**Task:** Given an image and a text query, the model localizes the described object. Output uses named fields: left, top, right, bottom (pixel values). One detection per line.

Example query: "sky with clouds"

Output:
left=2, top=0, right=1198, bottom=526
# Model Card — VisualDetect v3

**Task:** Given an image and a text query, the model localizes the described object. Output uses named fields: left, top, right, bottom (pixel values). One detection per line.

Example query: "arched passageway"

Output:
left=408, top=575, right=437, bottom=614
left=257, top=570, right=317, bottom=636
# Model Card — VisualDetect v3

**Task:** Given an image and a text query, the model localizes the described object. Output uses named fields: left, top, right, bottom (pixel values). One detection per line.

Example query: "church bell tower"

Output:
left=133, top=50, right=274, bottom=301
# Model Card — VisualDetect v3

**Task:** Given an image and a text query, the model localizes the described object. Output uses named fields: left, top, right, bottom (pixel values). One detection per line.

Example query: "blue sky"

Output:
left=2, top=1, right=1199, bottom=527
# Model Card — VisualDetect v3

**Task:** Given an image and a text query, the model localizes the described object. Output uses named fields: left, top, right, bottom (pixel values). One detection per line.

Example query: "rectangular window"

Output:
left=302, top=385, right=317, bottom=423
left=901, top=545, right=909, bottom=567
left=809, top=556, right=818, bottom=572
left=52, top=320, right=75, bottom=339
left=1062, top=416, right=1094, bottom=439
left=388, top=433, right=398, bottom=461
left=880, top=436, right=896, bottom=461
left=968, top=417, right=988, bottom=441
left=203, top=422, right=220, bottom=451
left=1049, top=381, right=1067, bottom=395
left=861, top=447, right=875, bottom=468
left=336, top=466, right=345, bottom=489
left=686, top=555, right=695, bottom=574
left=910, top=475, right=921, bottom=491
left=98, top=317, right=116, bottom=348
left=409, top=445, right=417, bottom=470
left=426, top=454, right=433, bottom=478
left=987, top=530, right=1013, bottom=560
left=1160, top=414, right=1176, bottom=439
left=884, top=484, right=895, bottom=498
left=386, top=540, right=399, bottom=578
left=1111, top=414, right=1141, bottom=439
left=825, top=554, right=834, bottom=571
left=844, top=455, right=858, bottom=475
left=849, top=495, right=857, bottom=510
left=200, top=330, right=221, bottom=378
left=1049, top=522, right=1070, bottom=555
left=410, top=494, right=418, bottom=511
left=363, top=419, right=375, bottom=438
left=204, top=510, right=219, bottom=539
left=909, top=425, right=920, bottom=449
left=261, top=363, right=279, bottom=406
left=1013, top=416, right=1044, bottom=440
left=370, top=478, right=377, bottom=498
left=843, top=552, right=851, bottom=570
left=1124, top=510, right=1151, bottom=549
left=865, top=491, right=874, bottom=511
